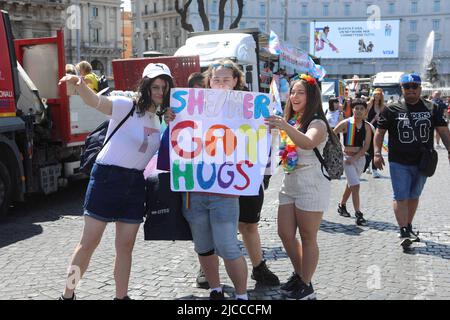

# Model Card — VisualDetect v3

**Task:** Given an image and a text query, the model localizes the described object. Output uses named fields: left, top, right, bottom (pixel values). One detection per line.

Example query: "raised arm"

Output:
left=59, top=74, right=112, bottom=115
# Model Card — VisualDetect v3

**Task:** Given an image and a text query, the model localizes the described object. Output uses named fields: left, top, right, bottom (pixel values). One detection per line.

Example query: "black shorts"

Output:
left=239, top=185, right=264, bottom=224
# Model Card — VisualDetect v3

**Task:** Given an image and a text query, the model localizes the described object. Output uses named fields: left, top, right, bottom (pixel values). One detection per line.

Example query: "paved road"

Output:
left=0, top=149, right=449, bottom=300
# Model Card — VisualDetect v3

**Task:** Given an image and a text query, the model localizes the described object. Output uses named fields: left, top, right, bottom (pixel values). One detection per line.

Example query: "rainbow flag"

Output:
left=269, top=78, right=283, bottom=115
left=345, top=120, right=356, bottom=146
left=382, top=136, right=389, bottom=152
left=268, top=30, right=281, bottom=55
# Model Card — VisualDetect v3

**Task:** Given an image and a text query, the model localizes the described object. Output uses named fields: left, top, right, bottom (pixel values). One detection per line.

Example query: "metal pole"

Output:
left=283, top=0, right=288, bottom=41
left=265, top=0, right=270, bottom=33
left=76, top=0, right=81, bottom=62
left=121, top=6, right=125, bottom=58
left=313, top=19, right=316, bottom=57
left=135, top=0, right=144, bottom=57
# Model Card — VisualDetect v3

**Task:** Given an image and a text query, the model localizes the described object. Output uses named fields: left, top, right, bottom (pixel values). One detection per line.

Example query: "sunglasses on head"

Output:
left=212, top=62, right=234, bottom=69
left=402, top=83, right=419, bottom=90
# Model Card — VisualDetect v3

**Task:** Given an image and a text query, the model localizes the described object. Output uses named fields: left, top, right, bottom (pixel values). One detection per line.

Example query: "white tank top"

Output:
left=96, top=96, right=161, bottom=170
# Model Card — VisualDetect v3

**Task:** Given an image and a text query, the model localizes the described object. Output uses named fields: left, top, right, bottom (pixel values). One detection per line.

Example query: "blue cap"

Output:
left=400, top=73, right=422, bottom=85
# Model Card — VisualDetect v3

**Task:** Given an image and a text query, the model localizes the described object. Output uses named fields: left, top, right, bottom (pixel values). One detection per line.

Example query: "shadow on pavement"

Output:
left=175, top=284, right=285, bottom=300
left=320, top=219, right=365, bottom=236
left=403, top=239, right=450, bottom=260
left=0, top=179, right=87, bottom=248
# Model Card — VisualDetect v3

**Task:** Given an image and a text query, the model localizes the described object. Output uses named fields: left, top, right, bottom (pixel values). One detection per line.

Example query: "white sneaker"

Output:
left=366, top=168, right=372, bottom=174
left=372, top=169, right=381, bottom=179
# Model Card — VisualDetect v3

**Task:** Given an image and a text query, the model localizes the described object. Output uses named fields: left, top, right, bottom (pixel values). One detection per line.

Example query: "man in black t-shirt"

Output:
left=373, top=74, right=450, bottom=245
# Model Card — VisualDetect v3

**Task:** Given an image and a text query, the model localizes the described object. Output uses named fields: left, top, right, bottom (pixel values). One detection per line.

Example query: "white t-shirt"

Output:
left=96, top=96, right=161, bottom=170
left=326, top=110, right=340, bottom=128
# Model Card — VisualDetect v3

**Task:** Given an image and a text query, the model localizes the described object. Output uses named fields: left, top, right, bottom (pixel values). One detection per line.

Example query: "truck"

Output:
left=371, top=72, right=405, bottom=102
left=0, top=10, right=113, bottom=217
left=0, top=10, right=203, bottom=218
left=174, top=28, right=280, bottom=93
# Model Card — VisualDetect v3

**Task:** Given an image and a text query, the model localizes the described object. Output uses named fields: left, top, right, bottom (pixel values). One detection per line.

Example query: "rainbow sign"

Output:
left=169, top=88, right=276, bottom=196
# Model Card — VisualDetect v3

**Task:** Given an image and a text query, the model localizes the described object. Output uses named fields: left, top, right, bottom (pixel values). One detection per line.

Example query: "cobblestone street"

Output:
left=0, top=149, right=449, bottom=300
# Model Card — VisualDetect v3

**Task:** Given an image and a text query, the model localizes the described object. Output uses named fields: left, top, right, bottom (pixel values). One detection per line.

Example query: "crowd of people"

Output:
left=57, top=61, right=450, bottom=301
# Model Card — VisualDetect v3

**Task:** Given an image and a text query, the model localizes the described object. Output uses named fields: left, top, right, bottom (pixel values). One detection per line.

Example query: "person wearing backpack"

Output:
left=265, top=74, right=331, bottom=300
left=374, top=74, right=450, bottom=249
left=57, top=63, right=174, bottom=300
left=76, top=61, right=99, bottom=93
left=333, top=99, right=372, bottom=226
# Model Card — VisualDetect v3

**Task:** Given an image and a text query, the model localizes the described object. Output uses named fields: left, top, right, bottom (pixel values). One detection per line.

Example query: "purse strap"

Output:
left=102, top=101, right=136, bottom=149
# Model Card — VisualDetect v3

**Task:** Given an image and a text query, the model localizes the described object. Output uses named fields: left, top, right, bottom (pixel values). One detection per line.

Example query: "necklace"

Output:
left=279, top=113, right=301, bottom=173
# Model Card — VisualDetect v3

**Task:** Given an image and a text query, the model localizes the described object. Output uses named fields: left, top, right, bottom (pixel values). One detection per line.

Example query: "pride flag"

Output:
left=269, top=78, right=283, bottom=115
left=268, top=30, right=281, bottom=55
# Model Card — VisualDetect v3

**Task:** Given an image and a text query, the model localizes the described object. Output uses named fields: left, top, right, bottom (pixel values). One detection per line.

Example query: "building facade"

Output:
left=131, top=0, right=184, bottom=56
left=1, top=0, right=124, bottom=78
left=136, top=0, right=450, bottom=85
left=64, top=0, right=123, bottom=77
left=122, top=10, right=133, bottom=59
left=0, top=0, right=66, bottom=38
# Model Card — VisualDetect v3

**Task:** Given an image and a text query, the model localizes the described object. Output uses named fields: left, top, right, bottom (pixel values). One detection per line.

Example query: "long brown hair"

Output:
left=135, top=75, right=174, bottom=117
left=204, top=59, right=246, bottom=90
left=371, top=88, right=385, bottom=110
left=284, top=79, right=328, bottom=132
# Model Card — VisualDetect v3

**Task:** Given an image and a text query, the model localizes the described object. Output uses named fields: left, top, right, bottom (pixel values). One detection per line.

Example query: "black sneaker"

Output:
left=407, top=223, right=420, bottom=242
left=114, top=295, right=132, bottom=300
left=209, top=290, right=225, bottom=300
left=196, top=267, right=210, bottom=289
left=58, top=293, right=76, bottom=300
left=338, top=204, right=351, bottom=217
left=284, top=278, right=316, bottom=300
left=355, top=211, right=367, bottom=226
left=280, top=272, right=300, bottom=294
left=251, top=260, right=280, bottom=286
left=399, top=227, right=411, bottom=238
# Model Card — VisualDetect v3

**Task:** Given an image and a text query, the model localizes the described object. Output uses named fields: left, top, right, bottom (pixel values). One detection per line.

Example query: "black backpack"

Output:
left=79, top=103, right=135, bottom=175
left=97, top=75, right=109, bottom=92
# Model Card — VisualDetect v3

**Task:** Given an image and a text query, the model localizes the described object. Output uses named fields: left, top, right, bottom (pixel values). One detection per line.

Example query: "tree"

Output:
left=175, top=0, right=194, bottom=32
left=229, top=0, right=244, bottom=29
left=175, top=0, right=245, bottom=32
left=197, top=0, right=210, bottom=31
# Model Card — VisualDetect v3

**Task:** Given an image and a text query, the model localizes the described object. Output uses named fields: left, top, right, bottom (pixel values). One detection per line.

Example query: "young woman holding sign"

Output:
left=57, top=63, right=174, bottom=300
left=266, top=75, right=331, bottom=300
left=165, top=60, right=249, bottom=300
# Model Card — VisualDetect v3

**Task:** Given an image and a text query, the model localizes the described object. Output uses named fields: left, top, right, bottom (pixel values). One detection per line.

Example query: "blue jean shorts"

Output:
left=389, top=162, right=428, bottom=201
left=84, top=163, right=146, bottom=224
left=182, top=193, right=242, bottom=260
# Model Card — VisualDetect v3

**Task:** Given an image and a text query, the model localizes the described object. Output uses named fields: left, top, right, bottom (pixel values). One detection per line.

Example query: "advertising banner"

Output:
left=310, top=20, right=400, bottom=59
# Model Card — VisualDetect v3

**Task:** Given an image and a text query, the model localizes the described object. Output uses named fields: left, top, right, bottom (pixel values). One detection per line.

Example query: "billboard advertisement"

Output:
left=310, top=20, right=400, bottom=59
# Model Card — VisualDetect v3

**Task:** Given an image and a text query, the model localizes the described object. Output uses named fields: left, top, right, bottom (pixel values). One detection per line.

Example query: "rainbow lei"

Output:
left=279, top=114, right=301, bottom=173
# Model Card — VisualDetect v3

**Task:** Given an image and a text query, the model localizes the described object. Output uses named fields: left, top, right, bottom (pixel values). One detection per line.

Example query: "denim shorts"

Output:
left=84, top=163, right=146, bottom=224
left=182, top=193, right=242, bottom=260
left=389, top=162, right=428, bottom=201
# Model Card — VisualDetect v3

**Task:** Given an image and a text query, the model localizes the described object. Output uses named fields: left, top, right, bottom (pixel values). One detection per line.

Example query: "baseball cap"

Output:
left=142, top=63, right=172, bottom=79
left=400, top=73, right=421, bottom=85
